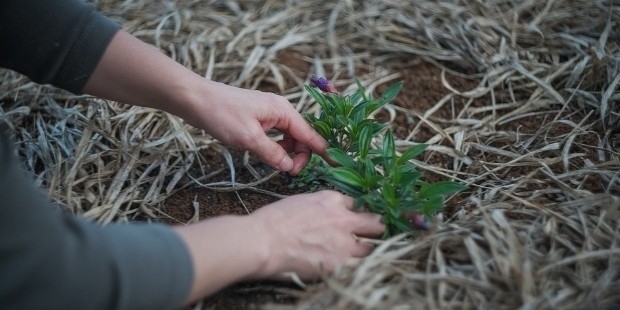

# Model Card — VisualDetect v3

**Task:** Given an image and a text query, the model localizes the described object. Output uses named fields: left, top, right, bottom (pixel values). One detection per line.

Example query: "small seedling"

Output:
left=303, top=77, right=466, bottom=238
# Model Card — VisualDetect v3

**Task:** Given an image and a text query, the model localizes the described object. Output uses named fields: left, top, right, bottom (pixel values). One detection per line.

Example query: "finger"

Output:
left=336, top=192, right=355, bottom=210
left=350, top=238, right=375, bottom=258
left=275, top=108, right=328, bottom=157
left=351, top=213, right=385, bottom=237
left=290, top=151, right=310, bottom=176
left=290, top=141, right=312, bottom=175
left=316, top=190, right=354, bottom=210
left=276, top=136, right=312, bottom=175
left=277, top=135, right=297, bottom=153
left=252, top=134, right=294, bottom=172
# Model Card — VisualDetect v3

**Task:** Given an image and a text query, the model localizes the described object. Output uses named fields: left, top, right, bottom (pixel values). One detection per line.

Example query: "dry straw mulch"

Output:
left=0, top=0, right=619, bottom=309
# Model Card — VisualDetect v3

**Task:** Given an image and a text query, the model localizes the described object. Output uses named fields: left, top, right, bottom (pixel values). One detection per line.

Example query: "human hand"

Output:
left=249, top=190, right=385, bottom=279
left=82, top=32, right=326, bottom=175
left=184, top=81, right=328, bottom=175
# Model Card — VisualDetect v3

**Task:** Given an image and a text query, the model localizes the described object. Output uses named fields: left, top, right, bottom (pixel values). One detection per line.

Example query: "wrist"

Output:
left=172, top=214, right=272, bottom=303
left=236, top=214, right=273, bottom=280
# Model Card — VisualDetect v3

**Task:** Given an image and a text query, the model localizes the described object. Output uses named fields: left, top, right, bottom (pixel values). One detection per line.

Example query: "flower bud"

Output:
left=310, top=76, right=338, bottom=93
left=407, top=213, right=430, bottom=230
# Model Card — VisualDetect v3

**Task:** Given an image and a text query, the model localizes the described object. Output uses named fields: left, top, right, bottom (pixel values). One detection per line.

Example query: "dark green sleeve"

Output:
left=0, top=0, right=120, bottom=94
left=0, top=125, right=193, bottom=308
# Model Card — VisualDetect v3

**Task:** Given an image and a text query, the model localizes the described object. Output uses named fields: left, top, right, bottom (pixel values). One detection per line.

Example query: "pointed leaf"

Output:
left=305, top=85, right=329, bottom=111
left=418, top=181, right=467, bottom=200
left=420, top=196, right=443, bottom=215
left=322, top=176, right=365, bottom=197
left=358, top=125, right=373, bottom=158
left=399, top=170, right=421, bottom=191
left=398, top=144, right=428, bottom=164
left=355, top=79, right=369, bottom=101
left=360, top=158, right=377, bottom=179
left=377, top=80, right=404, bottom=106
left=311, top=120, right=332, bottom=140
left=350, top=99, right=379, bottom=120
left=383, top=131, right=395, bottom=158
left=304, top=113, right=318, bottom=124
left=392, top=217, right=414, bottom=234
left=328, top=167, right=365, bottom=188
left=364, top=101, right=383, bottom=117
left=326, top=94, right=345, bottom=115
left=382, top=131, right=395, bottom=171
left=350, top=91, right=363, bottom=106
left=326, top=148, right=356, bottom=169
left=381, top=181, right=397, bottom=207
left=363, top=175, right=381, bottom=190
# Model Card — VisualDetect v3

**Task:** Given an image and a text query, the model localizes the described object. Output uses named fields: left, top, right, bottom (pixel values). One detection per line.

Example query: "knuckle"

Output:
left=235, top=130, right=260, bottom=148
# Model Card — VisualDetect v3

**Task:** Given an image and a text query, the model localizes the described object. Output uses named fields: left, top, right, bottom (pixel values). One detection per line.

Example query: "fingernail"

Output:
left=279, top=156, right=294, bottom=171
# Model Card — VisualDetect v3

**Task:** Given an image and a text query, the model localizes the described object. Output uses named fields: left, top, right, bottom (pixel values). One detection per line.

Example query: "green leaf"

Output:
left=325, top=94, right=345, bottom=116
left=381, top=181, right=397, bottom=207
left=350, top=92, right=363, bottom=106
left=355, top=79, right=369, bottom=101
left=398, top=163, right=418, bottom=173
left=311, top=120, right=332, bottom=140
left=305, top=85, right=329, bottom=110
left=363, top=175, right=381, bottom=190
left=322, top=176, right=365, bottom=197
left=392, top=217, right=414, bottom=234
left=398, top=144, right=428, bottom=164
left=420, top=196, right=443, bottom=215
left=360, top=158, right=377, bottom=179
left=399, top=170, right=421, bottom=190
left=377, top=80, right=404, bottom=106
left=356, top=120, right=384, bottom=137
left=328, top=167, right=365, bottom=188
left=387, top=203, right=401, bottom=218
left=326, top=148, right=356, bottom=169
left=358, top=125, right=373, bottom=158
left=382, top=131, right=395, bottom=171
left=358, top=81, right=404, bottom=117
left=304, top=113, right=318, bottom=124
left=418, top=181, right=467, bottom=200
left=350, top=99, right=379, bottom=120
left=359, top=194, right=383, bottom=214
left=383, top=131, right=395, bottom=158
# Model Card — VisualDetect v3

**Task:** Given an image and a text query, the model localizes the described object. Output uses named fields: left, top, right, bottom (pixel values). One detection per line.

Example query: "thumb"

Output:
left=252, top=134, right=294, bottom=172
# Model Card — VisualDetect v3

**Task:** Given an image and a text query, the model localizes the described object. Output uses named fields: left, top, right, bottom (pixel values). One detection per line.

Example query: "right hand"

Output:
left=250, top=190, right=385, bottom=279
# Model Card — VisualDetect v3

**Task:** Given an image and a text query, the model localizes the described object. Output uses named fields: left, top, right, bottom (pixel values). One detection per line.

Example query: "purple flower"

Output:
left=310, top=76, right=338, bottom=93
left=407, top=213, right=430, bottom=231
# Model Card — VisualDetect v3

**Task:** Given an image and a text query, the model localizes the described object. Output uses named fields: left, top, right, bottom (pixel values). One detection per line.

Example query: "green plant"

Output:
left=303, top=77, right=466, bottom=238
left=288, top=154, right=329, bottom=191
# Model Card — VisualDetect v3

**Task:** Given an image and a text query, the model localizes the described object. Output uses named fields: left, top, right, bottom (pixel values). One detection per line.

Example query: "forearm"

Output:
left=0, top=0, right=120, bottom=93
left=0, top=126, right=192, bottom=309
left=82, top=31, right=208, bottom=126
left=82, top=30, right=332, bottom=174
left=172, top=215, right=270, bottom=304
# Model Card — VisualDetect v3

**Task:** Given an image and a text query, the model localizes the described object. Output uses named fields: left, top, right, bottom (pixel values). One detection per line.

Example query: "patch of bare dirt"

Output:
left=159, top=57, right=582, bottom=308
left=161, top=59, right=491, bottom=307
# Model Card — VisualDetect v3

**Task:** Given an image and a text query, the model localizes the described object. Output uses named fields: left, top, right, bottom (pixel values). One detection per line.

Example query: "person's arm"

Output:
left=1, top=123, right=383, bottom=307
left=0, top=126, right=193, bottom=310
left=0, top=0, right=120, bottom=93
left=83, top=30, right=327, bottom=175
left=0, top=0, right=385, bottom=307
left=174, top=191, right=384, bottom=303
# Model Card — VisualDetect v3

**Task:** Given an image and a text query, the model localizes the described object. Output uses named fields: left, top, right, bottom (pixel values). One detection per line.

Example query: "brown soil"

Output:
left=158, top=55, right=591, bottom=308
left=159, top=57, right=487, bottom=308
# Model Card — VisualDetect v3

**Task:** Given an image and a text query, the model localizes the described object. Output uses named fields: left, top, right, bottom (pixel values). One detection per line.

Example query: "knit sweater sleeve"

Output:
left=0, top=0, right=120, bottom=94
left=0, top=124, right=193, bottom=309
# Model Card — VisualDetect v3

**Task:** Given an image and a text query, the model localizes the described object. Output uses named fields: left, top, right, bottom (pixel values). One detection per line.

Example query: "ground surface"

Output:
left=159, top=59, right=489, bottom=308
